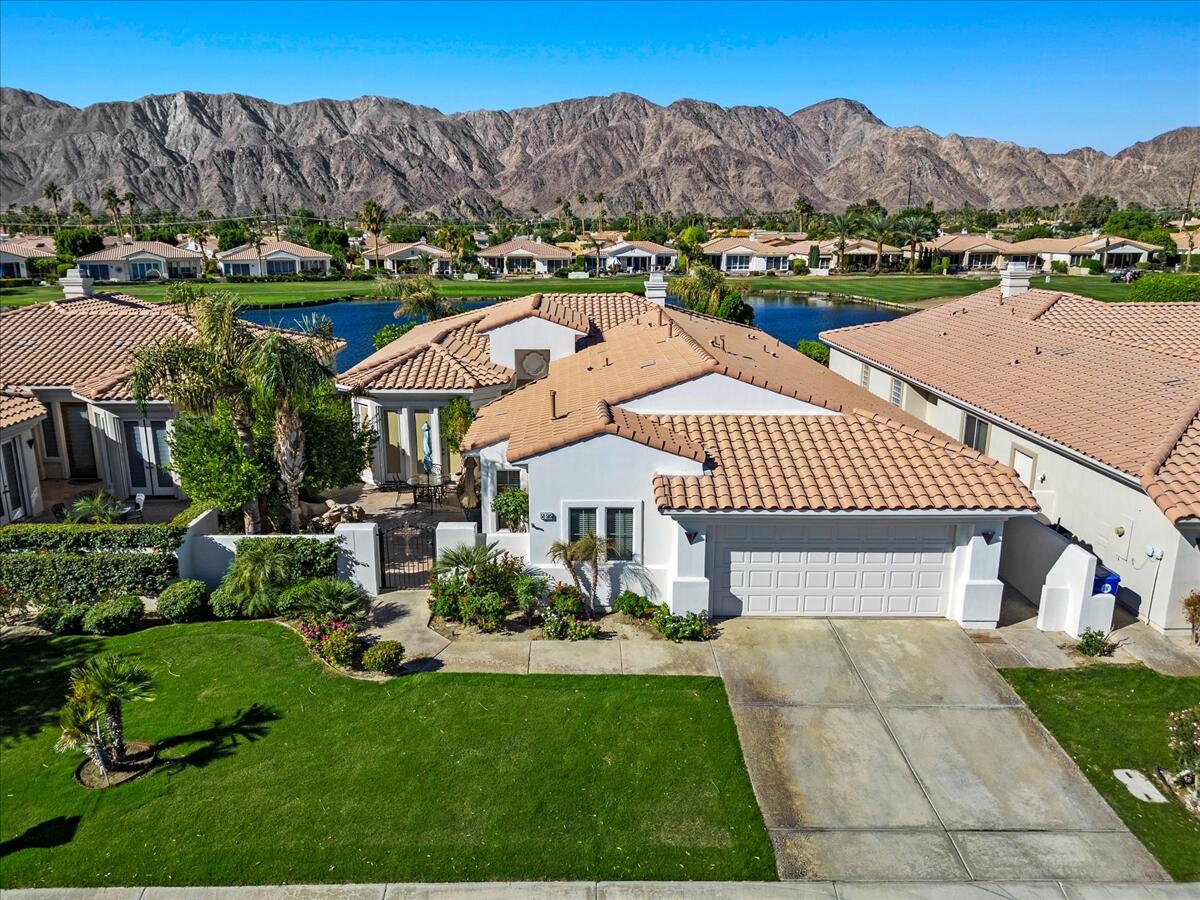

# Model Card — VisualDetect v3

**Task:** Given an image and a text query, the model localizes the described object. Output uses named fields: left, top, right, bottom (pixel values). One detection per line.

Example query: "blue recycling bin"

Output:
left=1093, top=565, right=1121, bottom=596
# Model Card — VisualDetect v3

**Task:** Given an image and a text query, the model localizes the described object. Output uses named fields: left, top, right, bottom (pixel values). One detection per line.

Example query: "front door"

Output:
left=60, top=403, right=98, bottom=479
left=0, top=438, right=28, bottom=523
left=122, top=419, right=176, bottom=496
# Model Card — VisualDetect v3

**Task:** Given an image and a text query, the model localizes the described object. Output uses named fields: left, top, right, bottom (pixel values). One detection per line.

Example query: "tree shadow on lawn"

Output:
left=155, top=703, right=280, bottom=773
left=0, top=635, right=96, bottom=747
left=0, top=816, right=80, bottom=858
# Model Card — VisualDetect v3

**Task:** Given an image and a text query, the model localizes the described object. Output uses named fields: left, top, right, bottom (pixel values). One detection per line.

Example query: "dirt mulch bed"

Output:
left=75, top=741, right=156, bottom=789
left=430, top=610, right=670, bottom=642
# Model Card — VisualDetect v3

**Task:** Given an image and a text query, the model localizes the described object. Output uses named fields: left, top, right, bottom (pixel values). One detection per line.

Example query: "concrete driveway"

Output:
left=713, top=618, right=1168, bottom=883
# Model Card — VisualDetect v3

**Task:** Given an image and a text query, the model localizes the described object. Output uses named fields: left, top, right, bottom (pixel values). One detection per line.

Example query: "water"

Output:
left=239, top=293, right=904, bottom=371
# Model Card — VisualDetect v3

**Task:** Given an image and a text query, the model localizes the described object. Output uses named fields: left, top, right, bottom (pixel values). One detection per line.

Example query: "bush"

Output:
left=275, top=577, right=367, bottom=625
left=216, top=537, right=340, bottom=618
left=461, top=591, right=509, bottom=632
left=796, top=339, right=829, bottom=366
left=156, top=579, right=208, bottom=622
left=321, top=629, right=364, bottom=668
left=790, top=258, right=808, bottom=275
left=1, top=551, right=176, bottom=605
left=0, top=523, right=184, bottom=554
left=363, top=640, right=405, bottom=674
left=1050, top=260, right=1068, bottom=274
left=491, top=488, right=529, bottom=531
left=243, top=537, right=339, bottom=580
left=614, top=589, right=654, bottom=619
left=1076, top=627, right=1116, bottom=657
left=566, top=617, right=601, bottom=641
left=428, top=571, right=467, bottom=620
left=541, top=608, right=571, bottom=640
left=209, top=585, right=244, bottom=619
left=652, top=605, right=716, bottom=642
left=372, top=322, right=415, bottom=350
left=1183, top=590, right=1200, bottom=645
left=514, top=572, right=548, bottom=623
left=552, top=268, right=569, bottom=278
left=82, top=595, right=145, bottom=635
left=1167, top=707, right=1200, bottom=790
left=35, top=602, right=88, bottom=634
left=1078, top=258, right=1103, bottom=274
left=548, top=583, right=585, bottom=619
left=1128, top=273, right=1200, bottom=302
left=170, top=501, right=217, bottom=528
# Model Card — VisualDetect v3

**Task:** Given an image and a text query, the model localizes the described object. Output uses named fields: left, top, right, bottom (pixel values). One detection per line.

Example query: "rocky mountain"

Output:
left=1, top=88, right=1195, bottom=215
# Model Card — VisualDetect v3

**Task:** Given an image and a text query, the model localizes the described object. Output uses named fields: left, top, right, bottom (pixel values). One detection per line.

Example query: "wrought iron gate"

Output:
left=378, top=522, right=436, bottom=590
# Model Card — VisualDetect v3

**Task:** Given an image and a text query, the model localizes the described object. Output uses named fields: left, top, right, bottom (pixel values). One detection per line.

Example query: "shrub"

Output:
left=514, top=572, right=548, bottom=623
left=170, top=501, right=217, bottom=528
left=35, top=602, right=88, bottom=634
left=1128, top=273, right=1200, bottom=302
left=1167, top=706, right=1200, bottom=793
left=1183, top=590, right=1200, bottom=645
left=1, top=551, right=176, bottom=605
left=652, top=605, right=716, bottom=642
left=1078, top=258, right=1103, bottom=274
left=614, top=589, right=654, bottom=619
left=156, top=579, right=208, bottom=623
left=275, top=577, right=367, bottom=625
left=0, top=523, right=184, bottom=554
left=796, top=339, right=829, bottom=366
left=461, top=591, right=509, bottom=632
left=216, top=537, right=339, bottom=618
left=82, top=595, right=145, bottom=635
left=491, top=488, right=529, bottom=531
left=363, top=640, right=405, bottom=674
left=209, top=584, right=244, bottom=619
left=1076, top=627, right=1116, bottom=657
left=790, top=258, right=808, bottom=275
left=566, top=617, right=601, bottom=641
left=541, top=608, right=571, bottom=640
left=372, top=322, right=415, bottom=350
left=1050, top=260, right=1068, bottom=274
left=428, top=571, right=467, bottom=620
left=245, top=537, right=339, bottom=580
left=548, top=583, right=585, bottom=619
left=321, top=629, right=364, bottom=669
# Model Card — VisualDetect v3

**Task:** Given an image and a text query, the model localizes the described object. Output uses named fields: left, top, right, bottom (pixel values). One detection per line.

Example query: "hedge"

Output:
left=0, top=523, right=184, bottom=554
left=1127, top=273, right=1200, bottom=302
left=2, top=551, right=177, bottom=604
left=0, top=277, right=36, bottom=288
left=170, top=501, right=217, bottom=528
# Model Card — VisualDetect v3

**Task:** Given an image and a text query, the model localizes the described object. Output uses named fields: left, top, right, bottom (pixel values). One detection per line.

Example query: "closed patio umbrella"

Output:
left=422, top=422, right=433, bottom=473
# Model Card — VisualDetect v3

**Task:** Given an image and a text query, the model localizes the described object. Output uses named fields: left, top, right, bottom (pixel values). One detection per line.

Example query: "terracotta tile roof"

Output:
left=339, top=293, right=656, bottom=392
left=0, top=388, right=47, bottom=430
left=362, top=241, right=450, bottom=260
left=0, top=240, right=55, bottom=259
left=1141, top=399, right=1200, bottom=523
left=478, top=239, right=573, bottom=259
left=219, top=240, right=331, bottom=261
left=462, top=305, right=930, bottom=461
left=928, top=234, right=1020, bottom=254
left=822, top=287, right=1200, bottom=519
left=76, top=241, right=203, bottom=262
left=1005, top=234, right=1162, bottom=255
left=1172, top=231, right=1199, bottom=252
left=701, top=237, right=783, bottom=255
left=652, top=410, right=1038, bottom=513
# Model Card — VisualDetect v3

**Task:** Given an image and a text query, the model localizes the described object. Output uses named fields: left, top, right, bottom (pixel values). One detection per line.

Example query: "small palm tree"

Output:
left=547, top=539, right=587, bottom=595
left=826, top=212, right=861, bottom=273
left=893, top=212, right=937, bottom=273
left=69, top=655, right=155, bottom=761
left=224, top=540, right=295, bottom=616
left=389, top=274, right=454, bottom=321
left=433, top=542, right=502, bottom=586
left=56, top=694, right=112, bottom=783
left=69, top=491, right=124, bottom=524
left=858, top=210, right=898, bottom=274
left=43, top=181, right=63, bottom=232
left=571, top=532, right=619, bottom=609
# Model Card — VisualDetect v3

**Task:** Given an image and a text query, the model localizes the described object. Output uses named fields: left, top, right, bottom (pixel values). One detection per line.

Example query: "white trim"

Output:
left=560, top=498, right=644, bottom=563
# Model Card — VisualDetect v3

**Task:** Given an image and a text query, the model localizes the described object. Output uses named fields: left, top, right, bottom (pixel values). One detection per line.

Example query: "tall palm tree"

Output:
left=359, top=199, right=387, bottom=272
left=130, top=292, right=264, bottom=532
left=43, top=181, right=63, bottom=232
left=56, top=694, right=112, bottom=783
left=857, top=209, right=897, bottom=274
left=593, top=192, right=606, bottom=233
left=576, top=193, right=588, bottom=233
left=101, top=187, right=122, bottom=237
left=70, top=199, right=91, bottom=225
left=122, top=190, right=138, bottom=239
left=893, top=212, right=937, bottom=273
left=826, top=212, right=861, bottom=274
left=250, top=223, right=265, bottom=275
left=69, top=655, right=155, bottom=761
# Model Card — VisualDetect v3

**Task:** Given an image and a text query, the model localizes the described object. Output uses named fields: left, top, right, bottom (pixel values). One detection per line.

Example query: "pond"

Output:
left=239, top=292, right=904, bottom=371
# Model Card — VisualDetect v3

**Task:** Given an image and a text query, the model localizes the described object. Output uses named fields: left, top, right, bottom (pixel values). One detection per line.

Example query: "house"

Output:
left=405, top=279, right=1040, bottom=628
left=1171, top=231, right=1199, bottom=263
left=1006, top=234, right=1161, bottom=272
left=0, top=237, right=56, bottom=279
left=702, top=237, right=791, bottom=274
left=926, top=233, right=1026, bottom=271
left=0, top=388, right=48, bottom=523
left=594, top=240, right=678, bottom=273
left=477, top=238, right=574, bottom=275
left=824, top=238, right=904, bottom=272
left=75, top=241, right=204, bottom=281
left=362, top=241, right=452, bottom=275
left=822, top=266, right=1200, bottom=633
left=217, top=240, right=332, bottom=276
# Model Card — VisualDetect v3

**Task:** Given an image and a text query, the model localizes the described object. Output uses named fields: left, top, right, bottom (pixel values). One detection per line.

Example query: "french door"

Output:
left=122, top=419, right=175, bottom=496
left=0, top=438, right=28, bottom=523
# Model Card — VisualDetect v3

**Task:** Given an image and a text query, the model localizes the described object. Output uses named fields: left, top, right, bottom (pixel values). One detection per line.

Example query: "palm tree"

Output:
left=69, top=655, right=155, bottom=761
left=672, top=264, right=727, bottom=315
left=572, top=532, right=619, bottom=609
left=122, top=190, right=138, bottom=239
left=576, top=193, right=588, bottom=233
left=826, top=212, right=861, bottom=274
left=43, top=181, right=63, bottom=231
left=432, top=542, right=502, bottom=586
left=386, top=275, right=454, bottom=321
left=70, top=199, right=91, bottom=225
left=359, top=200, right=387, bottom=272
left=56, top=694, right=112, bottom=783
left=249, top=223, right=265, bottom=275
left=101, top=187, right=122, bottom=237
left=130, top=292, right=264, bottom=533
left=223, top=538, right=296, bottom=616
left=593, top=192, right=607, bottom=233
left=857, top=210, right=898, bottom=274
left=547, top=539, right=587, bottom=595
left=893, top=212, right=937, bottom=273
left=246, top=326, right=335, bottom=533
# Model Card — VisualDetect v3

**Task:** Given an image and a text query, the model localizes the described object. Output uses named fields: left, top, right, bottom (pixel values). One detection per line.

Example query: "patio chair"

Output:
left=129, top=493, right=146, bottom=523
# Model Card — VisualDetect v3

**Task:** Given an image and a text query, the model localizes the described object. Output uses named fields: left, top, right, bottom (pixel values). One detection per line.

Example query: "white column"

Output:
left=669, top=518, right=710, bottom=614
left=398, top=406, right=414, bottom=479
left=430, top=406, right=443, bottom=471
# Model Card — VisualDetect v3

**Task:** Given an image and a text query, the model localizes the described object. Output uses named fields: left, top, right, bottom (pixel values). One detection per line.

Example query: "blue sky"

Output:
left=1, top=1, right=1196, bottom=153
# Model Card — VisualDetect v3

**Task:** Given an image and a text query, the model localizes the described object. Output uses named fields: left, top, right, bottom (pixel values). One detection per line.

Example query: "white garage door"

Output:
left=710, top=521, right=953, bottom=617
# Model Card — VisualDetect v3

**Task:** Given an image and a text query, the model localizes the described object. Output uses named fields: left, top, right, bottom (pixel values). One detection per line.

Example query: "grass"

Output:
left=1023, top=274, right=1132, bottom=302
left=0, top=621, right=775, bottom=887
left=750, top=274, right=997, bottom=302
left=1004, top=665, right=1200, bottom=881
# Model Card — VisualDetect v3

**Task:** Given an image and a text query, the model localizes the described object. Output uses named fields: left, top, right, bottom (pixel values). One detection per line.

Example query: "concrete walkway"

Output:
left=9, top=880, right=1199, bottom=898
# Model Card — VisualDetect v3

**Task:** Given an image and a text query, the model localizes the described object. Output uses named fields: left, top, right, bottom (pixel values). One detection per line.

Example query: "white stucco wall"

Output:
left=623, top=373, right=839, bottom=415
left=832, top=347, right=1198, bottom=631
left=483, top=317, right=582, bottom=369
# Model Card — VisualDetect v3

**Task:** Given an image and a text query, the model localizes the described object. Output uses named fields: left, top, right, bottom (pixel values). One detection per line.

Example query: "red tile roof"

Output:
left=0, top=388, right=47, bottom=430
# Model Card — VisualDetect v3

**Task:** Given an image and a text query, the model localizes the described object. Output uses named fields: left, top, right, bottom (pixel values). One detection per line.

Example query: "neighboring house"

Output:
left=823, top=267, right=1200, bottom=633
left=777, top=239, right=902, bottom=272
left=0, top=388, right=47, bottom=523
left=0, top=237, right=56, bottom=278
left=926, top=233, right=1026, bottom=271
left=702, top=237, right=792, bottom=274
left=423, top=281, right=1041, bottom=628
left=76, top=241, right=204, bottom=281
left=1006, top=234, right=1161, bottom=271
left=478, top=238, right=573, bottom=275
left=1171, top=231, right=1199, bottom=263
left=594, top=240, right=678, bottom=273
left=217, top=240, right=332, bottom=276
left=362, top=241, right=452, bottom=275
left=777, top=240, right=833, bottom=269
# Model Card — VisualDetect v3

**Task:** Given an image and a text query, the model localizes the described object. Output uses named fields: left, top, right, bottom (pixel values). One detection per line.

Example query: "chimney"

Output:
left=59, top=267, right=94, bottom=299
left=1000, top=262, right=1031, bottom=299
left=644, top=272, right=667, bottom=306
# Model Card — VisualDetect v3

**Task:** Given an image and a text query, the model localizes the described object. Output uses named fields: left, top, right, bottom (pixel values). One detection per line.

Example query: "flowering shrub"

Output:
left=614, top=590, right=654, bottom=619
left=428, top=571, right=467, bottom=620
left=297, top=612, right=362, bottom=667
left=461, top=591, right=510, bottom=632
left=652, top=605, right=716, bottom=642
left=541, top=608, right=572, bottom=640
left=321, top=629, right=364, bottom=669
left=566, top=618, right=601, bottom=641
left=548, top=583, right=585, bottom=619
left=1167, top=706, right=1200, bottom=799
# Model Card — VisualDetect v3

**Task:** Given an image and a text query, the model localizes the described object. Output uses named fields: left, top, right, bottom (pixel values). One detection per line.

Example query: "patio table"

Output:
left=404, top=474, right=453, bottom=508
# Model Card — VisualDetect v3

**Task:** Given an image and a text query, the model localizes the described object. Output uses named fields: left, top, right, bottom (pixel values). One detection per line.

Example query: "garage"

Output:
left=709, top=520, right=954, bottom=617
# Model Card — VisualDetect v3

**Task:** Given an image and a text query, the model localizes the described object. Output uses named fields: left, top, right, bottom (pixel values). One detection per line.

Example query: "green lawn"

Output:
left=1004, top=665, right=1200, bottom=881
left=1023, top=274, right=1132, bottom=302
left=749, top=274, right=997, bottom=302
left=0, top=622, right=774, bottom=888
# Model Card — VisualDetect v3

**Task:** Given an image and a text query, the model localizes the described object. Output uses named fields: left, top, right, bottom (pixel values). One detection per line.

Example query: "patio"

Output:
left=30, top=479, right=189, bottom=524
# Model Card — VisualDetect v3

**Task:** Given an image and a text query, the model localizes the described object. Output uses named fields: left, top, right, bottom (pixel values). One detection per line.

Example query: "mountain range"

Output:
left=1, top=88, right=1196, bottom=217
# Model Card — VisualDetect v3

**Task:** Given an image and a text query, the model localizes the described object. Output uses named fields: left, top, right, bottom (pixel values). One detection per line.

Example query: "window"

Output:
left=606, top=507, right=634, bottom=561
left=963, top=414, right=990, bottom=454
left=889, top=377, right=904, bottom=405
left=41, top=417, right=59, bottom=458
left=266, top=259, right=297, bottom=275
left=725, top=254, right=750, bottom=271
left=130, top=260, right=162, bottom=280
left=568, top=507, right=597, bottom=542
left=81, top=263, right=110, bottom=280
left=496, top=469, right=522, bottom=493
left=859, top=363, right=871, bottom=389
left=225, top=262, right=251, bottom=276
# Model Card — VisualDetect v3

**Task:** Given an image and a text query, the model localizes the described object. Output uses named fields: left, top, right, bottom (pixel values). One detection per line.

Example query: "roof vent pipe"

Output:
left=548, top=390, right=558, bottom=419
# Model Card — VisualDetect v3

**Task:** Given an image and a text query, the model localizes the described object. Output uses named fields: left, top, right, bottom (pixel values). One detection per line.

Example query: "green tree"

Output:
left=54, top=227, right=104, bottom=260
left=672, top=264, right=753, bottom=324
left=1103, top=209, right=1157, bottom=236
left=441, top=396, right=476, bottom=454
left=122, top=191, right=138, bottom=239
left=298, top=386, right=377, bottom=495
left=69, top=655, right=155, bottom=761
left=858, top=209, right=898, bottom=274
left=796, top=339, right=829, bottom=366
left=100, top=187, right=122, bottom=236
left=892, top=212, right=937, bottom=273
left=826, top=212, right=861, bottom=273
left=1072, top=194, right=1118, bottom=229
left=168, top=412, right=274, bottom=513
left=380, top=274, right=455, bottom=321
left=372, top=322, right=416, bottom=350
left=674, top=225, right=709, bottom=272
left=1014, top=224, right=1053, bottom=241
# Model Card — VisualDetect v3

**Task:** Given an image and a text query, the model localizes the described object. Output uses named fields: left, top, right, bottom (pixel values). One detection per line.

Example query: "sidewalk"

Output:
left=7, top=880, right=1199, bottom=899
